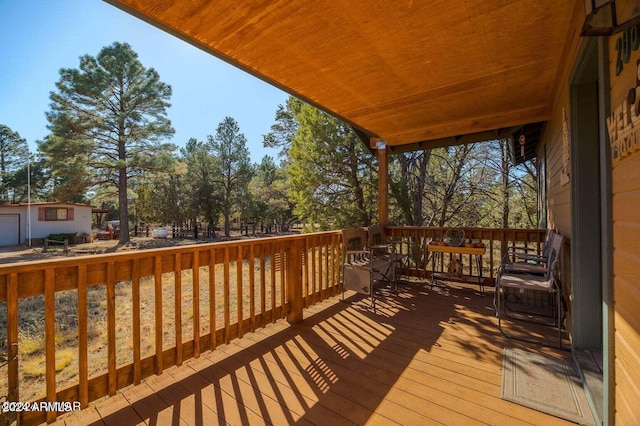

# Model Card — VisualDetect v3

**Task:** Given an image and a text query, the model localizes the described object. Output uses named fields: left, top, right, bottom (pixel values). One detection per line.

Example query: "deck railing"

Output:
left=386, top=227, right=547, bottom=283
left=0, top=226, right=544, bottom=425
left=0, top=231, right=341, bottom=425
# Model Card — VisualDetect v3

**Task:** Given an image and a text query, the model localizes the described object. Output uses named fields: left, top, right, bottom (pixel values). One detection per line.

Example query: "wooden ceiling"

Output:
left=105, top=0, right=581, bottom=151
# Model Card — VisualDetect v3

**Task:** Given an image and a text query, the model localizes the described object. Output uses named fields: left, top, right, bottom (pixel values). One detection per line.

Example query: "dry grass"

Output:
left=0, top=255, right=333, bottom=402
left=0, top=239, right=339, bottom=402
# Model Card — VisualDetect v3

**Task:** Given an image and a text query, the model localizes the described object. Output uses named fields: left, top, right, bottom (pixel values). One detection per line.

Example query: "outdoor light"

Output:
left=582, top=0, right=640, bottom=36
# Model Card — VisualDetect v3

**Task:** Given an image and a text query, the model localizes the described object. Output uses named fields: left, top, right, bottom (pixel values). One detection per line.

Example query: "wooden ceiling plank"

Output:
left=105, top=0, right=580, bottom=150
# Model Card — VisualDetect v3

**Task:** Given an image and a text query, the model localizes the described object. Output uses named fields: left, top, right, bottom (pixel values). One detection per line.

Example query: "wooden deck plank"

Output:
left=52, top=284, right=575, bottom=426
left=120, top=381, right=178, bottom=425
left=143, top=367, right=224, bottom=426
left=212, top=343, right=400, bottom=426
left=185, top=355, right=320, bottom=426
left=59, top=406, right=104, bottom=426
left=94, top=393, right=146, bottom=425
left=237, top=327, right=484, bottom=425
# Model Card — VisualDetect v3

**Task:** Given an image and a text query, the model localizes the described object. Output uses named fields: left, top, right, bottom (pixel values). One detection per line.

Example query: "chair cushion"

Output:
left=504, top=262, right=547, bottom=275
left=498, top=273, right=553, bottom=292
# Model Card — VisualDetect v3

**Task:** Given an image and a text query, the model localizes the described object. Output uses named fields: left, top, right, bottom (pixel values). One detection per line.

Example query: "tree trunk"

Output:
left=347, top=137, right=368, bottom=225
left=413, top=151, right=429, bottom=226
left=118, top=131, right=130, bottom=244
left=500, top=139, right=510, bottom=257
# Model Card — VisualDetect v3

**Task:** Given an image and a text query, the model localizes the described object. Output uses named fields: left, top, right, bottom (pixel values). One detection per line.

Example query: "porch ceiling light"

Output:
left=582, top=0, right=640, bottom=36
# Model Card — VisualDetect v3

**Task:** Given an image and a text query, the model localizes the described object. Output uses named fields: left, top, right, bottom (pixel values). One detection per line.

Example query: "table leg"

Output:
left=430, top=252, right=439, bottom=288
left=475, top=254, right=484, bottom=295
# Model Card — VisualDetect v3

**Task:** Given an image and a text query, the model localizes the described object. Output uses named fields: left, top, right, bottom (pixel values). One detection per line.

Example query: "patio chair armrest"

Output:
left=512, top=252, right=546, bottom=262
left=508, top=247, right=536, bottom=252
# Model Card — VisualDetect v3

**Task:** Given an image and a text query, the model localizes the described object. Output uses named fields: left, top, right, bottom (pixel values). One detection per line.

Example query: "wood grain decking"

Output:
left=54, top=282, right=575, bottom=425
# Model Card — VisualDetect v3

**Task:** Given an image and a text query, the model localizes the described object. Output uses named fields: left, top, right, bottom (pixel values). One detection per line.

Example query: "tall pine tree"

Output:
left=0, top=125, right=30, bottom=204
left=208, top=117, right=253, bottom=237
left=40, top=42, right=175, bottom=243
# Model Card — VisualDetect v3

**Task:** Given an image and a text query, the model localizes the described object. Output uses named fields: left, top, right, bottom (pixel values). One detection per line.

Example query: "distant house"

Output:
left=0, top=202, right=95, bottom=246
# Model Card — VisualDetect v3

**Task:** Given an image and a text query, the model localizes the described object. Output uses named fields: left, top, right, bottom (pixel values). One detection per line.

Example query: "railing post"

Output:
left=286, top=239, right=304, bottom=324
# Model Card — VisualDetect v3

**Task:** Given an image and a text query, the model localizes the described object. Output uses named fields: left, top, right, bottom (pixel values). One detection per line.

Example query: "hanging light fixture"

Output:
left=582, top=0, right=640, bottom=36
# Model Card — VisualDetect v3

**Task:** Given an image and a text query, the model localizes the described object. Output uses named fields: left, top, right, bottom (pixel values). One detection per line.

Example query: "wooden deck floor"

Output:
left=54, top=282, right=576, bottom=426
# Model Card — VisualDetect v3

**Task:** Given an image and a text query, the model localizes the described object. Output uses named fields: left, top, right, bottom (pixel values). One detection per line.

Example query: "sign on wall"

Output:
left=606, top=59, right=640, bottom=162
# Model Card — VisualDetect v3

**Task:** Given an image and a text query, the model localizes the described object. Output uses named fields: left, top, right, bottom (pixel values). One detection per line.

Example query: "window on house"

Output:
left=39, top=207, right=74, bottom=221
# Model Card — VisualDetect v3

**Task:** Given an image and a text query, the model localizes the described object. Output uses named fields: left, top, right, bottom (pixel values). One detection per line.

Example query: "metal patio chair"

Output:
left=341, top=227, right=394, bottom=309
left=495, top=233, right=565, bottom=348
left=501, top=229, right=558, bottom=276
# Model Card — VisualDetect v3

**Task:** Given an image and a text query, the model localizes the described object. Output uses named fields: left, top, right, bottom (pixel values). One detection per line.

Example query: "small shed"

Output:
left=0, top=202, right=94, bottom=246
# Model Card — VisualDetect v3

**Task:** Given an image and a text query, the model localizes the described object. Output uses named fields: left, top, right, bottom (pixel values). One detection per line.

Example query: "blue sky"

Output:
left=0, top=1, right=289, bottom=163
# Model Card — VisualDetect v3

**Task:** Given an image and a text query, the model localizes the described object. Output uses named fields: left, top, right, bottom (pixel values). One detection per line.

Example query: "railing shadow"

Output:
left=82, top=283, right=505, bottom=425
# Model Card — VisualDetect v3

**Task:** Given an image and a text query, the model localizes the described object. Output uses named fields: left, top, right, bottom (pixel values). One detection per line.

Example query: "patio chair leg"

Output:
left=496, top=285, right=567, bottom=351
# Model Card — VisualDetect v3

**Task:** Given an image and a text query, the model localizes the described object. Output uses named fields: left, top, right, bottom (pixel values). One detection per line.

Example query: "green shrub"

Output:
left=47, top=232, right=77, bottom=242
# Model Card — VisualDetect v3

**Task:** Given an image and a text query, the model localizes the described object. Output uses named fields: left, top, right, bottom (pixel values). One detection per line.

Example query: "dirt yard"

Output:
left=0, top=231, right=290, bottom=265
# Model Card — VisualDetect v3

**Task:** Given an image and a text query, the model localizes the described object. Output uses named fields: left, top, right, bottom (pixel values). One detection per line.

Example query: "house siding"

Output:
left=541, top=1, right=640, bottom=421
left=0, top=203, right=93, bottom=245
left=540, top=3, right=583, bottom=333
left=608, top=29, right=640, bottom=424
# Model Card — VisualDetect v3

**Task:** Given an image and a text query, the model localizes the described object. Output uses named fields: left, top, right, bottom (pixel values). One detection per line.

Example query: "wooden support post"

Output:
left=375, top=139, right=389, bottom=226
left=286, top=239, right=304, bottom=324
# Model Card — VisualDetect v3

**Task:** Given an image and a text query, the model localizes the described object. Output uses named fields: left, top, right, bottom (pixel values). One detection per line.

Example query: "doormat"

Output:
left=502, top=348, right=595, bottom=425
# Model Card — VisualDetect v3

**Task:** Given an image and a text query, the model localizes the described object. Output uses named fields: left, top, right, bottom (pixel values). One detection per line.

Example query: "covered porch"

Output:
left=5, top=0, right=638, bottom=422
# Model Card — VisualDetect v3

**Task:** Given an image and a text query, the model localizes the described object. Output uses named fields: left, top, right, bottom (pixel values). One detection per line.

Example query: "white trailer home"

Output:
left=0, top=202, right=94, bottom=246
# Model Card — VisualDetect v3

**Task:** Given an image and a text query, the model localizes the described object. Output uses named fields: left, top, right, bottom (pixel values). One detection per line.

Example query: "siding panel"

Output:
left=610, top=30, right=640, bottom=423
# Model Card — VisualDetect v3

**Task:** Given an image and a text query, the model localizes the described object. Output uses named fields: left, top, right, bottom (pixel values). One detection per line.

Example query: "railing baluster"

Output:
left=303, top=238, right=309, bottom=307
left=107, top=262, right=116, bottom=396
left=311, top=240, right=317, bottom=304
left=209, top=249, right=216, bottom=350
left=249, top=244, right=255, bottom=333
left=324, top=239, right=330, bottom=295
left=154, top=255, right=163, bottom=374
left=260, top=246, right=266, bottom=328
left=318, top=242, right=324, bottom=301
left=193, top=250, right=200, bottom=358
left=280, top=243, right=285, bottom=317
left=131, top=259, right=141, bottom=385
left=331, top=234, right=337, bottom=294
left=489, top=231, right=495, bottom=279
left=174, top=253, right=182, bottom=366
left=237, top=245, right=243, bottom=338
left=224, top=247, right=230, bottom=343
left=44, top=268, right=56, bottom=423
left=7, top=273, right=18, bottom=419
left=270, top=242, right=276, bottom=323
left=77, top=264, right=89, bottom=405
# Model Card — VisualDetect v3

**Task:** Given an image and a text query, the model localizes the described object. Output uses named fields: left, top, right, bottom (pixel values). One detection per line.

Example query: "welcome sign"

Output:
left=606, top=59, right=640, bottom=161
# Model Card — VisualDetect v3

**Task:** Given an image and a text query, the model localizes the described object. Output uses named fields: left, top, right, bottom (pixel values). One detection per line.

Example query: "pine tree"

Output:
left=208, top=117, right=253, bottom=237
left=40, top=42, right=175, bottom=243
left=0, top=125, right=30, bottom=203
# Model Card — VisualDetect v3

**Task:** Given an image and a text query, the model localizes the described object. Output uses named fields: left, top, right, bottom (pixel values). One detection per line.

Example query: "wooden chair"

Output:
left=495, top=233, right=565, bottom=348
left=341, top=227, right=394, bottom=308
